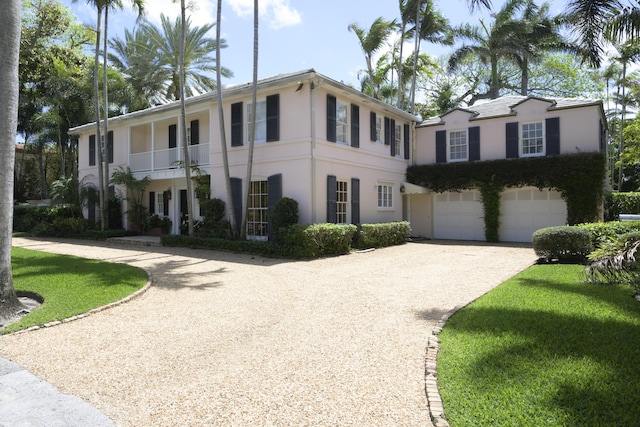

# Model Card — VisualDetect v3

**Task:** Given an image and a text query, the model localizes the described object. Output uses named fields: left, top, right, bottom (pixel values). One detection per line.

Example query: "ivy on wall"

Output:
left=406, top=152, right=606, bottom=241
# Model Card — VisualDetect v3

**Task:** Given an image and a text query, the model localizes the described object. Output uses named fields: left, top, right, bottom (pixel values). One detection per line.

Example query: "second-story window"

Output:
left=449, top=129, right=468, bottom=161
left=246, top=100, right=267, bottom=144
left=336, top=101, right=349, bottom=144
left=395, top=124, right=402, bottom=157
left=521, top=121, right=544, bottom=156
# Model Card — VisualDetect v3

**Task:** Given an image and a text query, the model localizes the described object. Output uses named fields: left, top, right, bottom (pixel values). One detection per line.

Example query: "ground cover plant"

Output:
left=437, top=264, right=640, bottom=426
left=2, top=247, right=148, bottom=334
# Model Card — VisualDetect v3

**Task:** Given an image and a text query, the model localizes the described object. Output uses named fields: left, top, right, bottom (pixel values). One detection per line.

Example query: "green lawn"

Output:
left=438, top=264, right=640, bottom=426
left=2, top=247, right=148, bottom=334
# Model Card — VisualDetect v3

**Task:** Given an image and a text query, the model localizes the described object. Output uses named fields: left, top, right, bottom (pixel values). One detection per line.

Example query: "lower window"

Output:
left=378, top=184, right=393, bottom=208
left=336, top=180, right=348, bottom=224
left=247, top=180, right=268, bottom=240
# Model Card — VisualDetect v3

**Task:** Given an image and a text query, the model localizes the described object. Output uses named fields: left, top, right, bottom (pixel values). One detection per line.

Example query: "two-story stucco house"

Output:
left=71, top=69, right=419, bottom=238
left=406, top=96, right=607, bottom=242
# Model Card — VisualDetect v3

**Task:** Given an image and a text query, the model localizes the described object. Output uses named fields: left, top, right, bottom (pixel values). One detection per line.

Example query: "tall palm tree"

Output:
left=109, top=28, right=167, bottom=106
left=143, top=14, right=232, bottom=101
left=449, top=0, right=529, bottom=101
left=102, top=0, right=145, bottom=230
left=241, top=0, right=259, bottom=240
left=348, top=17, right=396, bottom=100
left=397, top=0, right=418, bottom=109
left=566, top=0, right=640, bottom=67
left=216, top=0, right=237, bottom=237
left=409, top=0, right=451, bottom=113
left=0, top=0, right=24, bottom=320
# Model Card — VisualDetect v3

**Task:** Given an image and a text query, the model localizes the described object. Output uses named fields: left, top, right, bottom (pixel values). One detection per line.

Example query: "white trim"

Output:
left=520, top=120, right=545, bottom=158
left=448, top=128, right=468, bottom=162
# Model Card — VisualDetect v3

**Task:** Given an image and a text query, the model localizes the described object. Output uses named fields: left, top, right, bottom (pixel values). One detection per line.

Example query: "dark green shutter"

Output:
left=469, top=126, right=480, bottom=161
left=88, top=187, right=96, bottom=221
left=351, top=178, right=360, bottom=224
left=266, top=94, right=280, bottom=142
left=390, top=119, right=396, bottom=156
left=327, top=95, right=337, bottom=142
left=506, top=122, right=519, bottom=158
left=89, top=135, right=96, bottom=166
left=163, top=191, right=169, bottom=216
left=190, top=120, right=199, bottom=145
left=370, top=112, right=377, bottom=141
left=149, top=191, right=155, bottom=215
left=327, top=175, right=337, bottom=224
left=231, top=177, right=243, bottom=233
left=267, top=173, right=283, bottom=240
left=545, top=117, right=560, bottom=155
left=169, top=124, right=177, bottom=149
left=436, top=130, right=446, bottom=163
left=384, top=117, right=391, bottom=145
left=107, top=131, right=114, bottom=163
left=404, top=124, right=410, bottom=160
left=231, top=102, right=243, bottom=147
left=351, top=104, right=360, bottom=148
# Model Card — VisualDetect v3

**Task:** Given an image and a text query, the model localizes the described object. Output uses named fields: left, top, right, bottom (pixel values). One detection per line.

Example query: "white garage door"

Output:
left=500, top=187, right=567, bottom=243
left=433, top=190, right=485, bottom=241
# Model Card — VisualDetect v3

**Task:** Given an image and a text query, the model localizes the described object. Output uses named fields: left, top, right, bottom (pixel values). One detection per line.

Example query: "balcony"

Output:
left=129, top=143, right=210, bottom=173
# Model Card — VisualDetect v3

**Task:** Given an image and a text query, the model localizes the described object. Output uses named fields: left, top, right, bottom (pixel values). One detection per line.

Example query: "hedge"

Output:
left=532, top=226, right=593, bottom=262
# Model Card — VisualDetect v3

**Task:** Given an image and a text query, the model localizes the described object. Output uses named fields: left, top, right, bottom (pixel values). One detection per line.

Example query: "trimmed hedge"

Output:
left=605, top=192, right=640, bottom=221
left=532, top=226, right=593, bottom=262
left=577, top=220, right=640, bottom=248
left=353, top=221, right=410, bottom=249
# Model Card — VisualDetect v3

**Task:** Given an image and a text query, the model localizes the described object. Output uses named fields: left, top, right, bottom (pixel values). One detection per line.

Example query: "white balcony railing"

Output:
left=129, top=143, right=210, bottom=172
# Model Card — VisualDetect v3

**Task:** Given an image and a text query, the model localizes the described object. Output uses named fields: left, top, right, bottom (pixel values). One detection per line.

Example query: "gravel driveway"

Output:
left=1, top=238, right=535, bottom=426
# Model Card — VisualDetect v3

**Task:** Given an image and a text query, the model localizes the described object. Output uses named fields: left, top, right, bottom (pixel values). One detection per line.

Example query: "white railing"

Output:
left=130, top=143, right=210, bottom=173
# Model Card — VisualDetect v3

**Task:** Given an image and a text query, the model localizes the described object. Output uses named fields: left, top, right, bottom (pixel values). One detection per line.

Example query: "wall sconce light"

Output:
left=166, top=189, right=172, bottom=200
left=400, top=185, right=406, bottom=193
left=295, top=81, right=304, bottom=92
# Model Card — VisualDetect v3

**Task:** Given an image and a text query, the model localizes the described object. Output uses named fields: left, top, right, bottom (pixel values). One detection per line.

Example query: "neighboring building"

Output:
left=406, top=96, right=607, bottom=242
left=70, top=70, right=419, bottom=238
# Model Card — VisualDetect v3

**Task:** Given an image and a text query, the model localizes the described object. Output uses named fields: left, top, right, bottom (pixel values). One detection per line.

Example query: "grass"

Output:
left=2, top=247, right=148, bottom=334
left=438, top=264, right=640, bottom=426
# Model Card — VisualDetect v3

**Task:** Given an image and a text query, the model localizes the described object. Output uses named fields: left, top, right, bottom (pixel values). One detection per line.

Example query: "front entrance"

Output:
left=180, top=189, right=188, bottom=234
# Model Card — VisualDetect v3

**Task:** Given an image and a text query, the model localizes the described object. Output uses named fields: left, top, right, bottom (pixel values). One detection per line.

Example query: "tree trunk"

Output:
left=180, top=0, right=194, bottom=236
left=102, top=7, right=110, bottom=228
left=520, top=57, right=529, bottom=96
left=409, top=0, right=421, bottom=114
left=241, top=0, right=259, bottom=240
left=216, top=0, right=237, bottom=237
left=0, top=0, right=25, bottom=319
left=94, top=7, right=105, bottom=230
left=489, top=56, right=500, bottom=99
left=397, top=21, right=406, bottom=109
left=618, top=61, right=627, bottom=191
left=38, top=145, right=47, bottom=199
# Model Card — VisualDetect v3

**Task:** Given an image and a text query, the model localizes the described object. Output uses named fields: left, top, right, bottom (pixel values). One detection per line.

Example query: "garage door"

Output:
left=433, top=190, right=485, bottom=241
left=500, top=187, right=567, bottom=242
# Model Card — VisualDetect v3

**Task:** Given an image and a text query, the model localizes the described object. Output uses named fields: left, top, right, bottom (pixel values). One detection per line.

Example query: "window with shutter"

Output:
left=351, top=178, right=360, bottom=224
left=89, top=135, right=96, bottom=166
left=231, top=177, right=243, bottom=233
left=267, top=173, right=282, bottom=240
left=545, top=117, right=560, bottom=155
left=469, top=126, right=480, bottom=161
left=107, top=131, right=114, bottom=164
left=149, top=191, right=155, bottom=215
left=404, top=124, right=410, bottom=160
left=231, top=102, right=243, bottom=147
left=169, top=124, right=177, bottom=149
left=190, top=120, right=199, bottom=145
left=506, top=122, right=519, bottom=158
left=327, top=175, right=337, bottom=224
left=327, top=95, right=337, bottom=142
left=266, top=94, right=279, bottom=142
left=436, top=130, right=446, bottom=163
left=351, top=104, right=359, bottom=148
left=370, top=112, right=377, bottom=142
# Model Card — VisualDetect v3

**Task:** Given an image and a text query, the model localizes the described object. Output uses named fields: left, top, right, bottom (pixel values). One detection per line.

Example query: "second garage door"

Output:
left=499, top=187, right=567, bottom=242
left=433, top=190, right=485, bottom=241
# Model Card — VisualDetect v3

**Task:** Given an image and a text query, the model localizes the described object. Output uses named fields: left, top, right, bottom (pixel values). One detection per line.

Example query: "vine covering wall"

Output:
left=406, top=152, right=606, bottom=242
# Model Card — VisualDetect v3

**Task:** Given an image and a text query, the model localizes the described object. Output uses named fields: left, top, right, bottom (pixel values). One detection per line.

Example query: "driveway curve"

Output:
left=2, top=237, right=535, bottom=426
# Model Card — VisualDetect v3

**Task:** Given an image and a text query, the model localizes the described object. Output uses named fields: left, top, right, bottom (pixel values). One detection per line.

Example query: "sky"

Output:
left=60, top=0, right=568, bottom=89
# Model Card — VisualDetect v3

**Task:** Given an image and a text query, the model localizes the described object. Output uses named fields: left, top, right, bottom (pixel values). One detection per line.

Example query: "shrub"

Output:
left=577, top=221, right=640, bottom=248
left=605, top=192, right=640, bottom=221
left=532, top=226, right=593, bottom=262
left=353, top=221, right=411, bottom=249
left=199, top=198, right=225, bottom=224
left=271, top=197, right=299, bottom=241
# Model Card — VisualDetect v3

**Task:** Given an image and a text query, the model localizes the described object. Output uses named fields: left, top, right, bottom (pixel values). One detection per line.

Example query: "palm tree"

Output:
left=409, top=0, right=451, bottom=113
left=397, top=0, right=418, bottom=109
left=348, top=17, right=396, bottom=100
left=102, top=0, right=145, bottom=231
left=566, top=0, right=640, bottom=67
left=109, top=28, right=167, bottom=106
left=449, top=0, right=529, bottom=101
left=240, top=0, right=259, bottom=240
left=0, top=0, right=24, bottom=320
left=142, top=14, right=232, bottom=101
left=216, top=0, right=237, bottom=237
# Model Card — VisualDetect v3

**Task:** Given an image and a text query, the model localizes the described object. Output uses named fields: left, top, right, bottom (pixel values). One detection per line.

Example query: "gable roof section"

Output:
left=69, top=69, right=419, bottom=134
left=418, top=95, right=604, bottom=128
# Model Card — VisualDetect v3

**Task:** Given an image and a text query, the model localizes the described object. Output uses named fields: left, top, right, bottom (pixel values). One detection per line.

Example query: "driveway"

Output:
left=1, top=238, right=535, bottom=426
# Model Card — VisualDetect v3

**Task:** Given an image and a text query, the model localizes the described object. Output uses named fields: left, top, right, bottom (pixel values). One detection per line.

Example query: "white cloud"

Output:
left=225, top=0, right=301, bottom=30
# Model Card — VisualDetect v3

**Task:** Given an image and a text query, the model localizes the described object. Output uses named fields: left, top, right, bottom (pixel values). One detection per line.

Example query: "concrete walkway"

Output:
left=1, top=237, right=535, bottom=426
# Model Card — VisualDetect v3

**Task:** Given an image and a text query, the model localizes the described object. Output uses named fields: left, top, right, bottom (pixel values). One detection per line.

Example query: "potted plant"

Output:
left=145, top=214, right=172, bottom=236
left=110, top=167, right=151, bottom=232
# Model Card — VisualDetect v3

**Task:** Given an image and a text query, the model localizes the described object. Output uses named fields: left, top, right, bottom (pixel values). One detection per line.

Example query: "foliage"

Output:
left=438, top=263, right=640, bottom=426
left=109, top=166, right=151, bottom=225
left=197, top=198, right=229, bottom=238
left=270, top=197, right=299, bottom=242
left=604, top=192, right=640, bottom=221
left=532, top=226, right=593, bottom=262
left=279, top=224, right=357, bottom=257
left=144, top=213, right=171, bottom=230
left=585, top=232, right=640, bottom=291
left=577, top=220, right=640, bottom=248
left=352, top=221, right=410, bottom=249
left=13, top=205, right=82, bottom=234
left=3, top=247, right=147, bottom=334
left=478, top=179, right=503, bottom=242
left=407, top=152, right=606, bottom=227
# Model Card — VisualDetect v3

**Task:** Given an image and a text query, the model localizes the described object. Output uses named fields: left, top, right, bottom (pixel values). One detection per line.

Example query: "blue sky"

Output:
left=60, top=0, right=567, bottom=89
